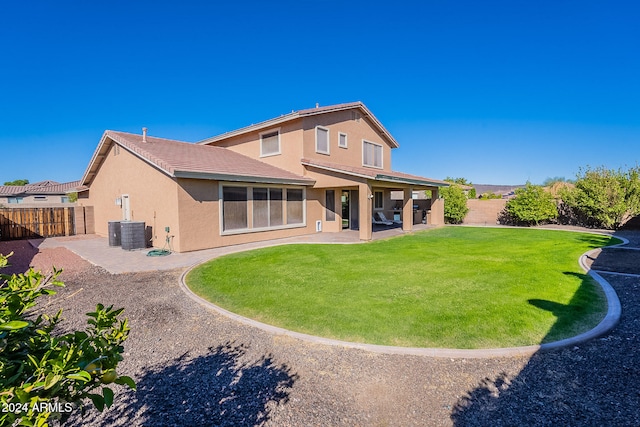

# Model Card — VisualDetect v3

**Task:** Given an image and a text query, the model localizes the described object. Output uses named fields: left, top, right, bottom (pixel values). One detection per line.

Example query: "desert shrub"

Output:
left=0, top=253, right=135, bottom=426
left=560, top=166, right=640, bottom=229
left=480, top=192, right=502, bottom=200
left=504, top=182, right=557, bottom=226
left=467, top=188, right=477, bottom=199
left=441, top=184, right=469, bottom=224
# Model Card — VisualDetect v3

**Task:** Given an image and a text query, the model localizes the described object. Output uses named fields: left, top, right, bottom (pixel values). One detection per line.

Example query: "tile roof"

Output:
left=300, top=158, right=449, bottom=187
left=81, top=131, right=314, bottom=186
left=199, top=102, right=399, bottom=148
left=0, top=180, right=82, bottom=196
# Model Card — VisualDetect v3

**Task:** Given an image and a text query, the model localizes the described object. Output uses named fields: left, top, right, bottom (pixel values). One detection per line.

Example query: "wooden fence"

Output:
left=0, top=207, right=93, bottom=241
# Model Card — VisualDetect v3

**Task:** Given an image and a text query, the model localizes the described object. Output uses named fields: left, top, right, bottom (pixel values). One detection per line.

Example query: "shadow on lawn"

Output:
left=451, top=233, right=640, bottom=426
left=75, top=343, right=297, bottom=427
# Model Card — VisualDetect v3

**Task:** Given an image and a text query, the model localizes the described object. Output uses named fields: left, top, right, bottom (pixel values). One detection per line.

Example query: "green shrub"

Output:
left=467, top=188, right=477, bottom=199
left=480, top=192, right=502, bottom=200
left=561, top=166, right=640, bottom=229
left=0, top=253, right=135, bottom=426
left=504, top=182, right=557, bottom=226
left=441, top=184, right=469, bottom=224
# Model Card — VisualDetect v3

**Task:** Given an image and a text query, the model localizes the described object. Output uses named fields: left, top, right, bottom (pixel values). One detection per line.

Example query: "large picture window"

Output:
left=222, top=185, right=304, bottom=233
left=223, top=187, right=248, bottom=231
left=286, top=189, right=304, bottom=225
left=363, top=140, right=383, bottom=168
left=253, top=187, right=284, bottom=228
left=260, top=130, right=280, bottom=157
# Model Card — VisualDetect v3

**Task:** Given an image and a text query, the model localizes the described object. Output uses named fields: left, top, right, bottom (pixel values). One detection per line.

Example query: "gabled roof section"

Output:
left=301, top=158, right=449, bottom=188
left=199, top=102, right=400, bottom=149
left=0, top=180, right=82, bottom=196
left=81, top=131, right=314, bottom=187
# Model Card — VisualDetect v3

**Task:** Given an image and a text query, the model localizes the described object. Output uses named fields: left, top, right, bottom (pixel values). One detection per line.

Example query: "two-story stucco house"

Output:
left=78, top=102, right=448, bottom=252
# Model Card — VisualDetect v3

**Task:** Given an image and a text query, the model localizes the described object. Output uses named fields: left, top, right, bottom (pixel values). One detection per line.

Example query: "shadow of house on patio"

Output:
left=71, top=343, right=297, bottom=427
left=451, top=237, right=640, bottom=426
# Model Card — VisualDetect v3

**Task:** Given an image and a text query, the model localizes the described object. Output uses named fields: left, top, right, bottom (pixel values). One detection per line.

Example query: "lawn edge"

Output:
left=179, top=229, right=625, bottom=359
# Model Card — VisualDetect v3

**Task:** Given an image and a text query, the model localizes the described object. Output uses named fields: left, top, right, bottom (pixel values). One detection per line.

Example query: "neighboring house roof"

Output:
left=81, top=131, right=315, bottom=187
left=301, top=158, right=449, bottom=188
left=199, top=101, right=400, bottom=149
left=0, top=180, right=82, bottom=196
left=473, top=184, right=525, bottom=196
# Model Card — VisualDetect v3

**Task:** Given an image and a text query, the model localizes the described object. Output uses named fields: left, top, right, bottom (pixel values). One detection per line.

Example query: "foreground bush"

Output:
left=0, top=253, right=135, bottom=426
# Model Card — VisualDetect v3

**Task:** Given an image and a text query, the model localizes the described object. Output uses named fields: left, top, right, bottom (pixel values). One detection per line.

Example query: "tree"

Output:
left=479, top=192, right=502, bottom=200
left=441, top=184, right=469, bottom=224
left=505, top=182, right=557, bottom=226
left=0, top=254, right=135, bottom=426
left=444, top=177, right=472, bottom=186
left=445, top=177, right=476, bottom=199
left=561, top=166, right=640, bottom=229
left=542, top=176, right=574, bottom=186
left=3, top=179, right=29, bottom=186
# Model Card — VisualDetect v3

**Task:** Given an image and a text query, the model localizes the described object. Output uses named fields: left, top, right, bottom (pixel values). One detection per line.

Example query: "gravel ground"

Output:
left=1, top=230, right=639, bottom=426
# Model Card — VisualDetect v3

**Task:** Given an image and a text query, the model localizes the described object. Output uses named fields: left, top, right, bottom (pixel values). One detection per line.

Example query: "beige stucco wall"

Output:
left=78, top=141, right=183, bottom=250
left=80, top=139, right=328, bottom=252
left=173, top=180, right=324, bottom=252
left=206, top=110, right=395, bottom=178
left=174, top=178, right=219, bottom=252
left=464, top=199, right=507, bottom=225
left=302, top=111, right=394, bottom=172
left=205, top=120, right=306, bottom=175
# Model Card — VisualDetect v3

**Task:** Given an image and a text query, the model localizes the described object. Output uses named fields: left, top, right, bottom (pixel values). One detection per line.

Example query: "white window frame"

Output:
left=260, top=128, right=281, bottom=157
left=374, top=191, right=384, bottom=210
left=315, top=126, right=330, bottom=155
left=362, top=140, right=383, bottom=169
left=338, top=132, right=348, bottom=148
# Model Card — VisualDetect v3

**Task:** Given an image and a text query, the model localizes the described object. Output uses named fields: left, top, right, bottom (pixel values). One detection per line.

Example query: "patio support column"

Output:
left=359, top=182, right=372, bottom=241
left=402, top=187, right=413, bottom=231
left=430, top=188, right=445, bottom=225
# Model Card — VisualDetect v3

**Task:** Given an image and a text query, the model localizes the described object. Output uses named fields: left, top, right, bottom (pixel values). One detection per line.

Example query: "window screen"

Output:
left=261, top=131, right=280, bottom=156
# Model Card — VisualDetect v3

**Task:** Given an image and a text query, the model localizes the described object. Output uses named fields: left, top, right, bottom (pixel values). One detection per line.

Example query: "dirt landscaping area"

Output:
left=1, top=230, right=639, bottom=426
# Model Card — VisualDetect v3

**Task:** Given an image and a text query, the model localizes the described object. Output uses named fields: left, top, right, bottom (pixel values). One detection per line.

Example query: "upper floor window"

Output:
left=260, top=129, right=280, bottom=157
left=7, top=197, right=23, bottom=204
left=315, top=126, right=330, bottom=155
left=34, top=196, right=47, bottom=202
left=338, top=132, right=348, bottom=148
left=363, top=140, right=383, bottom=168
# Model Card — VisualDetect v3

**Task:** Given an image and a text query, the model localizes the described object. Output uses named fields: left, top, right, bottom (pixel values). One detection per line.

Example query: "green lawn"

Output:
left=186, top=227, right=618, bottom=349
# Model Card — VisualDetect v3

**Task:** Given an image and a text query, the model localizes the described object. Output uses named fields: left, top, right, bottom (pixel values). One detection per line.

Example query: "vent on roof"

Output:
left=142, top=127, right=148, bottom=143
left=315, top=103, right=319, bottom=108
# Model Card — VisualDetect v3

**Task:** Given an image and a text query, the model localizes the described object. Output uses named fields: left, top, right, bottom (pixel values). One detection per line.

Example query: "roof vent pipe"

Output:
left=315, top=103, right=319, bottom=108
left=142, top=127, right=148, bottom=143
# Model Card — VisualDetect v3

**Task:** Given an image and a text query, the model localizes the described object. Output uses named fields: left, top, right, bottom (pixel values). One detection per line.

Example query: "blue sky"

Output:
left=1, top=1, right=638, bottom=185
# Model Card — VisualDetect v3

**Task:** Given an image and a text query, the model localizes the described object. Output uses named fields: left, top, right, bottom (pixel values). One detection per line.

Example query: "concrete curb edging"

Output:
left=178, top=231, right=626, bottom=359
